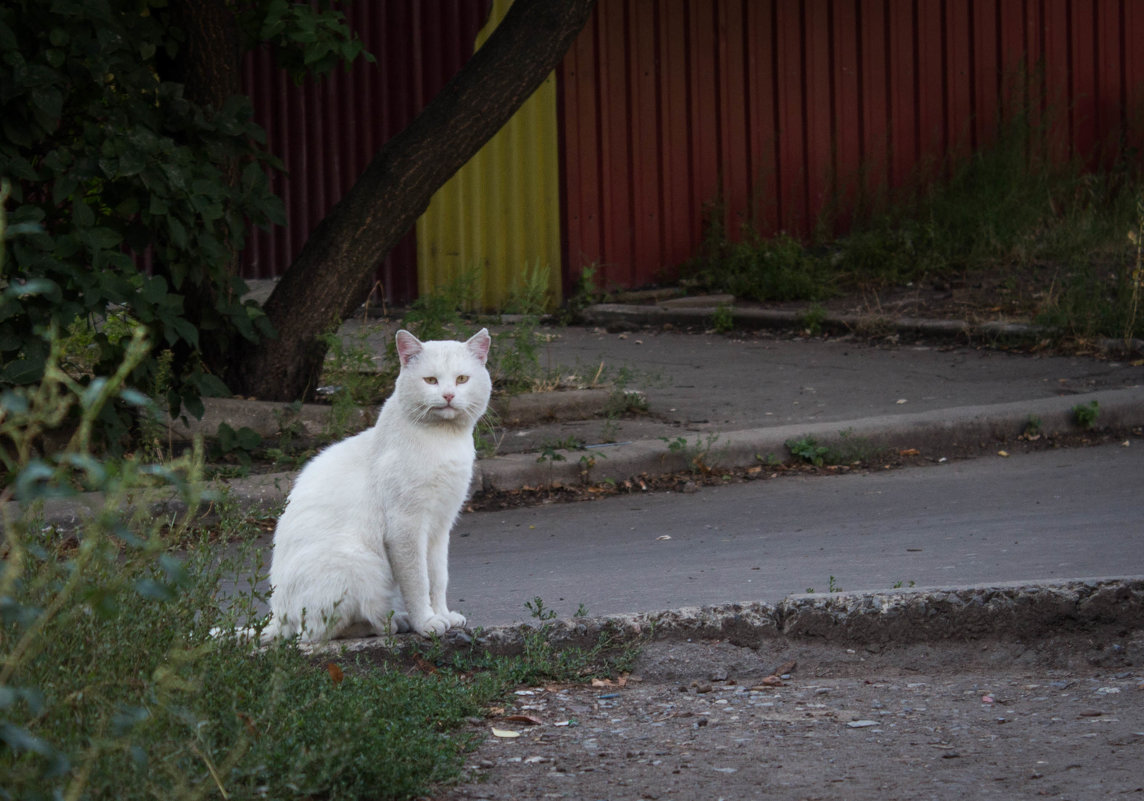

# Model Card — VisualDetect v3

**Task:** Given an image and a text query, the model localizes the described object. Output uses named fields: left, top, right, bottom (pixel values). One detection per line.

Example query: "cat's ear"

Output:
left=466, top=328, right=491, bottom=365
left=395, top=329, right=423, bottom=367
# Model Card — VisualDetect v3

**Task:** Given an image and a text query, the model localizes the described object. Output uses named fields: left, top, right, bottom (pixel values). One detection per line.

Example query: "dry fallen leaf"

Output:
left=998, top=450, right=1010, bottom=457
left=772, top=660, right=797, bottom=677
left=899, top=448, right=920, bottom=457
left=326, top=662, right=344, bottom=686
left=491, top=728, right=520, bottom=738
left=412, top=655, right=439, bottom=674
left=504, top=714, right=543, bottom=726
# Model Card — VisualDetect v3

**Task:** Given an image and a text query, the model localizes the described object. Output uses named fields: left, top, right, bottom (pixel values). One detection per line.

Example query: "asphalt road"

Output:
left=449, top=442, right=1144, bottom=627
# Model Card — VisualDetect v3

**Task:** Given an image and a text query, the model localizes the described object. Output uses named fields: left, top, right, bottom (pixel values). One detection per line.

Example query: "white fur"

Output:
left=261, top=328, right=491, bottom=642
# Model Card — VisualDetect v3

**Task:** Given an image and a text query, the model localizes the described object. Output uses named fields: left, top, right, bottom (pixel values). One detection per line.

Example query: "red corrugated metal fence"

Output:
left=240, top=0, right=492, bottom=305
left=559, top=0, right=1144, bottom=292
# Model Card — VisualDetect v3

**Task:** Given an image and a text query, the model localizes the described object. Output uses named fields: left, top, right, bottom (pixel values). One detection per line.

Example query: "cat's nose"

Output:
left=442, top=392, right=455, bottom=404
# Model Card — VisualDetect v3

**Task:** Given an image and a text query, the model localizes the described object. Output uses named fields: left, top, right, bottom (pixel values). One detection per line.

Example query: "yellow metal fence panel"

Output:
left=416, top=0, right=562, bottom=311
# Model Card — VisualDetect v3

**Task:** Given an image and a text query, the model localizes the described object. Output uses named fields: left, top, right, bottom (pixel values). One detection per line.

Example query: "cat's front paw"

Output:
left=443, top=610, right=466, bottom=629
left=412, top=614, right=450, bottom=637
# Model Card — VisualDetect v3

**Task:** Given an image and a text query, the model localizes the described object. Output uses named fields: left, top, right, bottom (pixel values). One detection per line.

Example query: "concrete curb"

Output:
left=163, top=389, right=617, bottom=444
left=582, top=302, right=1144, bottom=354
left=11, top=384, right=1141, bottom=532
left=304, top=576, right=1144, bottom=658
left=475, top=385, right=1144, bottom=491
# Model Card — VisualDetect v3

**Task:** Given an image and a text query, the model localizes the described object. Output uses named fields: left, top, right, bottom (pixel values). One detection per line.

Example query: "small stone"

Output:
left=847, top=720, right=878, bottom=728
left=447, top=629, right=473, bottom=646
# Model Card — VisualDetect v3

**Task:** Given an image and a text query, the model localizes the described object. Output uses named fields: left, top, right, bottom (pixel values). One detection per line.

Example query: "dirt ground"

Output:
left=436, top=633, right=1144, bottom=801
left=745, top=264, right=1074, bottom=331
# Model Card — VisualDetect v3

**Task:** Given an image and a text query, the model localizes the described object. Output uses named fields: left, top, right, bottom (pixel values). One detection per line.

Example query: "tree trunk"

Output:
left=224, top=0, right=597, bottom=401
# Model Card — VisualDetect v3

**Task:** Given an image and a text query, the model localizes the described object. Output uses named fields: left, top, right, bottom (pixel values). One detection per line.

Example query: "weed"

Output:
left=473, top=410, right=503, bottom=459
left=786, top=436, right=830, bottom=466
left=504, top=261, right=553, bottom=316
left=560, top=264, right=605, bottom=323
left=535, top=446, right=564, bottom=464
left=1035, top=263, right=1143, bottom=344
left=605, top=387, right=649, bottom=417
left=403, top=269, right=480, bottom=342
left=828, top=575, right=843, bottom=593
left=525, top=596, right=559, bottom=622
left=207, top=421, right=262, bottom=472
left=577, top=450, right=605, bottom=483
left=800, top=303, right=828, bottom=336
left=685, top=103, right=1141, bottom=344
left=786, top=431, right=885, bottom=467
left=1072, top=400, right=1100, bottom=429
left=461, top=598, right=644, bottom=687
left=892, top=580, right=918, bottom=589
left=491, top=317, right=544, bottom=394
left=598, top=363, right=653, bottom=422
left=1021, top=415, right=1043, bottom=440
left=712, top=302, right=735, bottom=333
left=536, top=435, right=586, bottom=464
left=660, top=433, right=721, bottom=474
left=691, top=229, right=836, bottom=302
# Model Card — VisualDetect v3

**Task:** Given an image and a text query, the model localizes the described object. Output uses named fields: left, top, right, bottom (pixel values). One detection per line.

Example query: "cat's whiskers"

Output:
left=410, top=397, right=476, bottom=426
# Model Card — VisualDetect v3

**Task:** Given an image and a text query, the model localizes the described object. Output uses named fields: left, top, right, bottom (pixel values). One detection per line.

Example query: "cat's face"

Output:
left=393, top=329, right=492, bottom=427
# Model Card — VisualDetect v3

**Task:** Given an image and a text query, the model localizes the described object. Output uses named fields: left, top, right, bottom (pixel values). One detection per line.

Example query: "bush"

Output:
left=0, top=0, right=369, bottom=450
left=691, top=230, right=836, bottom=303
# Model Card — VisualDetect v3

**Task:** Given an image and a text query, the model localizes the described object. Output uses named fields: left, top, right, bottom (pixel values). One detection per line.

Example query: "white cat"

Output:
left=259, top=328, right=491, bottom=642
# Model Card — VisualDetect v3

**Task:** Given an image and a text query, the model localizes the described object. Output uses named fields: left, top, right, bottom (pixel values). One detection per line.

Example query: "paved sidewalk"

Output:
left=234, top=307, right=1142, bottom=502
left=467, top=318, right=1144, bottom=491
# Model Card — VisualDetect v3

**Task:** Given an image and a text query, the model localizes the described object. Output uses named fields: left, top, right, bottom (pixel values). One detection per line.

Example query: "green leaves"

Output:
left=248, top=0, right=374, bottom=81
left=0, top=0, right=269, bottom=424
left=1, top=0, right=368, bottom=446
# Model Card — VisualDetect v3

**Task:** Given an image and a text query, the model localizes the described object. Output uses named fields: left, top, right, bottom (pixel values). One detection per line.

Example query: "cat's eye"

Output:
left=423, top=377, right=438, bottom=385
left=456, top=375, right=469, bottom=384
